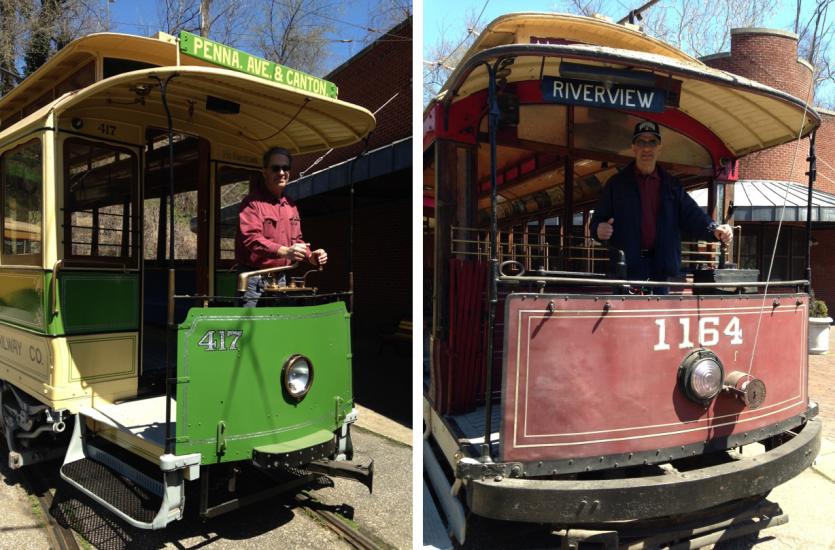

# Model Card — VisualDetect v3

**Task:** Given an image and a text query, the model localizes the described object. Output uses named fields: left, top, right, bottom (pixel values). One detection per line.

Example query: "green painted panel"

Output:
left=0, top=270, right=46, bottom=332
left=176, top=301, right=353, bottom=464
left=214, top=271, right=237, bottom=298
left=59, top=272, right=139, bottom=334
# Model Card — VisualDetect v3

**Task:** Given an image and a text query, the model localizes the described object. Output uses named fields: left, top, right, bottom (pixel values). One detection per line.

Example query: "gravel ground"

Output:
left=0, top=424, right=412, bottom=549
left=0, top=459, right=50, bottom=550
left=311, top=425, right=413, bottom=549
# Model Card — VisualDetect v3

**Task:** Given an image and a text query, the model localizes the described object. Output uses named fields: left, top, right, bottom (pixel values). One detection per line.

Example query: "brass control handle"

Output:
left=236, top=263, right=299, bottom=292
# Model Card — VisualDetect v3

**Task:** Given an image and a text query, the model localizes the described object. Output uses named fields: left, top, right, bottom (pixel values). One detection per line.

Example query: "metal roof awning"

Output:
left=286, top=136, right=411, bottom=201
left=691, top=180, right=835, bottom=222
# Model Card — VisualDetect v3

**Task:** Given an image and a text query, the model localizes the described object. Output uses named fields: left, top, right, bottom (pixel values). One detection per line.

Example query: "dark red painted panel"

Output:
left=500, top=294, right=809, bottom=462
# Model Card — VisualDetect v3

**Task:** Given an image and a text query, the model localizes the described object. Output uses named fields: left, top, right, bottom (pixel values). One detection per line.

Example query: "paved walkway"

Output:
left=719, top=328, right=835, bottom=549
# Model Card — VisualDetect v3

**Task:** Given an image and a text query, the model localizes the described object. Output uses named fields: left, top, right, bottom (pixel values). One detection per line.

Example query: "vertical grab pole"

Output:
left=346, top=137, right=369, bottom=314
left=805, top=130, right=817, bottom=293
left=481, top=61, right=500, bottom=464
left=156, top=74, right=178, bottom=455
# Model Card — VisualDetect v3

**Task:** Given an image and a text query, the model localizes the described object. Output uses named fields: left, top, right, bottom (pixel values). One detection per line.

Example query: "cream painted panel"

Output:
left=0, top=323, right=51, bottom=382
left=66, top=333, right=137, bottom=383
left=56, top=117, right=142, bottom=145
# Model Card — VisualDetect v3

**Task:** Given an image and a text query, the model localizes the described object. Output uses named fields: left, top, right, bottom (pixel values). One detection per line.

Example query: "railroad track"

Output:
left=15, top=462, right=388, bottom=550
left=21, top=464, right=81, bottom=550
left=296, top=492, right=391, bottom=550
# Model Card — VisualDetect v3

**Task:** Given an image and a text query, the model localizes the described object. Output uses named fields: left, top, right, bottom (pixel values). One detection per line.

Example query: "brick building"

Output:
left=701, top=28, right=835, bottom=309
left=287, top=18, right=412, bottom=423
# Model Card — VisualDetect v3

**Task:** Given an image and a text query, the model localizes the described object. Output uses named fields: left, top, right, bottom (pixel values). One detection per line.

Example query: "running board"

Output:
left=59, top=412, right=200, bottom=530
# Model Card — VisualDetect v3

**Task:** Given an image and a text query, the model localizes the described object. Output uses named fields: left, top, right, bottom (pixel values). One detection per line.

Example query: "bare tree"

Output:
left=558, top=0, right=835, bottom=105
left=0, top=0, right=25, bottom=95
left=368, top=0, right=411, bottom=36
left=563, top=0, right=609, bottom=16
left=423, top=7, right=487, bottom=106
left=157, top=0, right=250, bottom=46
left=795, top=0, right=835, bottom=107
left=578, top=0, right=779, bottom=58
left=15, top=0, right=102, bottom=77
left=157, top=0, right=201, bottom=35
left=252, top=0, right=340, bottom=76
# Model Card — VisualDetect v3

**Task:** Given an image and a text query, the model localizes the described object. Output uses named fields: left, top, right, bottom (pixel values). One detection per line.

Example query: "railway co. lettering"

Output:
left=653, top=316, right=743, bottom=351
left=0, top=334, right=23, bottom=356
left=197, top=330, right=242, bottom=352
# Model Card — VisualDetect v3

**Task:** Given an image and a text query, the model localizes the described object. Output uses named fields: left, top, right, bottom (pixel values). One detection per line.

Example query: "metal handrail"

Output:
left=236, top=262, right=299, bottom=292
left=499, top=274, right=808, bottom=289
left=50, top=259, right=64, bottom=316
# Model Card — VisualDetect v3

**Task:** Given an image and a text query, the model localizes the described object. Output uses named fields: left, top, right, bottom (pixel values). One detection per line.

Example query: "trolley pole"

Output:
left=617, top=0, right=663, bottom=25
left=481, top=61, right=500, bottom=464
left=804, top=129, right=817, bottom=291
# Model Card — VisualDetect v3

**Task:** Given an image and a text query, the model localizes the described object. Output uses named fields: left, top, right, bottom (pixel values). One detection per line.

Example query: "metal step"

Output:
left=61, top=456, right=162, bottom=524
left=59, top=409, right=201, bottom=530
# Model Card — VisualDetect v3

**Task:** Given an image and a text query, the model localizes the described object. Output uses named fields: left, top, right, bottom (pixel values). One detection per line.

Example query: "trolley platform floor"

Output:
left=448, top=405, right=500, bottom=447
left=82, top=395, right=175, bottom=449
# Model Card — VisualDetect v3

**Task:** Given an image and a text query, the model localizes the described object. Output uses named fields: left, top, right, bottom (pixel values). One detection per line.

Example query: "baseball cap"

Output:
left=632, top=120, right=661, bottom=142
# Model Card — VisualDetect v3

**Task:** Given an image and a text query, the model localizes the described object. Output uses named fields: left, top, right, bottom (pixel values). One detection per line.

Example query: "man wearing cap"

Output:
left=235, top=146, right=327, bottom=307
left=590, top=120, right=732, bottom=292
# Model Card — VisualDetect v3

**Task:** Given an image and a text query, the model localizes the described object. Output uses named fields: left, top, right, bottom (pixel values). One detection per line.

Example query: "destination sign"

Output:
left=179, top=31, right=338, bottom=99
left=541, top=76, right=666, bottom=112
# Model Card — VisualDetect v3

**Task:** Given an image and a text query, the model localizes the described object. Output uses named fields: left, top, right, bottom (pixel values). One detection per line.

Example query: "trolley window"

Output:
left=143, top=132, right=200, bottom=262
left=216, top=165, right=261, bottom=266
left=1, top=139, right=43, bottom=266
left=63, top=138, right=139, bottom=267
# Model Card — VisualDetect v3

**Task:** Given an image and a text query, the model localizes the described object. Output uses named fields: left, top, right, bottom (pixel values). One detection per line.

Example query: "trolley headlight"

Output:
left=282, top=354, right=313, bottom=400
left=678, top=349, right=724, bottom=406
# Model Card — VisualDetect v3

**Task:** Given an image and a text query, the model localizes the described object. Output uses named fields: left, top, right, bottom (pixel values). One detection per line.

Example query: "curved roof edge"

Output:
left=0, top=32, right=192, bottom=115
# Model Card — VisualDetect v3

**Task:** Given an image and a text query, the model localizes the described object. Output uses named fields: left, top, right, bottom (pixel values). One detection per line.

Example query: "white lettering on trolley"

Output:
left=550, top=79, right=656, bottom=110
left=197, top=330, right=242, bottom=352
left=653, top=316, right=743, bottom=351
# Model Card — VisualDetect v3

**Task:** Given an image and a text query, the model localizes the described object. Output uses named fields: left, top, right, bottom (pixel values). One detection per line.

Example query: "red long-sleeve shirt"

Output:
left=635, top=168, right=661, bottom=250
left=234, top=188, right=308, bottom=268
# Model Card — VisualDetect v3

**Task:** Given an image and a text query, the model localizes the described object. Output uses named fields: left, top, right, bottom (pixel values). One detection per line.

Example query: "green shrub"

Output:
left=810, top=299, right=829, bottom=318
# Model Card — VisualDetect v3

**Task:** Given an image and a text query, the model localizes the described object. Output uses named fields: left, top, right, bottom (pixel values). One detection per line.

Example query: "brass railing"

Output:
left=450, top=226, right=732, bottom=272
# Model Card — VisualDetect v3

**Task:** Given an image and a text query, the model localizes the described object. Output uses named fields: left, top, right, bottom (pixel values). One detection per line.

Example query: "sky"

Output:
left=105, top=0, right=392, bottom=75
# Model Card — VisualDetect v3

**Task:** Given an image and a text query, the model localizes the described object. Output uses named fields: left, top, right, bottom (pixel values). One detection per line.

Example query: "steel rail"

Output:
left=21, top=466, right=81, bottom=550
left=295, top=493, right=385, bottom=550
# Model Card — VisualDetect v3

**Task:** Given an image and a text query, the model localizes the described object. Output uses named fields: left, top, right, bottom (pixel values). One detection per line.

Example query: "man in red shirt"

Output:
left=235, top=146, right=327, bottom=306
left=590, top=120, right=732, bottom=293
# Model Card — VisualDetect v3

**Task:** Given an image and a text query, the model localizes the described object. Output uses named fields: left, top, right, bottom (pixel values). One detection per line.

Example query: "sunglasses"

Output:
left=270, top=164, right=291, bottom=173
left=634, top=138, right=659, bottom=149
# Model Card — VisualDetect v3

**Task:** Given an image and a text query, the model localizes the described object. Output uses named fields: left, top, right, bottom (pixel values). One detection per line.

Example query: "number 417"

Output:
left=654, top=316, right=742, bottom=351
left=197, top=330, right=242, bottom=351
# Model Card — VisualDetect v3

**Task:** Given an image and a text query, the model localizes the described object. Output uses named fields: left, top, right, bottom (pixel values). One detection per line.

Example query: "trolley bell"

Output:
left=723, top=371, right=766, bottom=409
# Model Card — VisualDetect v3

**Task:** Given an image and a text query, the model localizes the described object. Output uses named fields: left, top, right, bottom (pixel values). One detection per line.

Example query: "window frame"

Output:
left=62, top=137, right=140, bottom=268
left=214, top=163, right=261, bottom=269
left=1, top=138, right=44, bottom=267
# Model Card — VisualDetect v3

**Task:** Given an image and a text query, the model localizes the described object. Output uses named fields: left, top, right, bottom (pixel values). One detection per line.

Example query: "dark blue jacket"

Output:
left=589, top=162, right=717, bottom=279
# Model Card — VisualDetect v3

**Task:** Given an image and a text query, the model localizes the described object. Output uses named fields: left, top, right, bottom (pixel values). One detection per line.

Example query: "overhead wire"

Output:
left=745, top=67, right=817, bottom=378
left=426, top=0, right=490, bottom=71
left=298, top=79, right=410, bottom=177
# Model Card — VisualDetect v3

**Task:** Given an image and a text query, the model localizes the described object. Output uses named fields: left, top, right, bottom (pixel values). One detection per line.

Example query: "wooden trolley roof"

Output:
left=0, top=33, right=375, bottom=156
left=428, top=13, right=820, bottom=159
